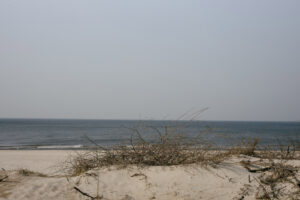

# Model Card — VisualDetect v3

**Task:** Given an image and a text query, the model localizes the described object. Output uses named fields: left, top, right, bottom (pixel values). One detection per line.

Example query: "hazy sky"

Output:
left=0, top=0, right=299, bottom=121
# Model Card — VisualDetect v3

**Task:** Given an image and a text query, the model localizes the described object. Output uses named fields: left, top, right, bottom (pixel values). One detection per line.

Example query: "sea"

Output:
left=0, top=119, right=299, bottom=150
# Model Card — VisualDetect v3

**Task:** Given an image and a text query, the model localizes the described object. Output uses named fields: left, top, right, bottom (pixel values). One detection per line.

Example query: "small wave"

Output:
left=36, top=144, right=83, bottom=149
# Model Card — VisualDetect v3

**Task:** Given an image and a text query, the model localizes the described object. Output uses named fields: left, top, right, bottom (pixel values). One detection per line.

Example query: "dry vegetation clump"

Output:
left=227, top=138, right=260, bottom=156
left=228, top=137, right=300, bottom=160
left=256, top=142, right=300, bottom=160
left=255, top=162, right=300, bottom=200
left=0, top=169, right=8, bottom=183
left=17, top=169, right=47, bottom=177
left=259, top=163, right=298, bottom=185
left=64, top=124, right=300, bottom=179
left=237, top=139, right=300, bottom=199
left=0, top=169, right=13, bottom=199
left=64, top=126, right=229, bottom=176
left=240, top=159, right=300, bottom=199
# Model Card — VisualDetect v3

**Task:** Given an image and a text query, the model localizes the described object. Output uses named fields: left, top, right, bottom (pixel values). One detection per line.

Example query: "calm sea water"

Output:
left=0, top=119, right=299, bottom=149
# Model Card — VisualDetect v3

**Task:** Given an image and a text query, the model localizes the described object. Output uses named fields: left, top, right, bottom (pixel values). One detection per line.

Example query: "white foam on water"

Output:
left=36, top=144, right=83, bottom=149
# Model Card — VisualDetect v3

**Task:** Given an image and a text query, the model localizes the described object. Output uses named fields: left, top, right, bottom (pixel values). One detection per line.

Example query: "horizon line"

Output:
left=0, top=117, right=299, bottom=123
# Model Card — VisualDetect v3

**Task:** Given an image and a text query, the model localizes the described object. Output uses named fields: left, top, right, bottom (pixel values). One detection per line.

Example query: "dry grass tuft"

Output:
left=17, top=169, right=47, bottom=177
left=228, top=138, right=259, bottom=156
left=256, top=143, right=300, bottom=160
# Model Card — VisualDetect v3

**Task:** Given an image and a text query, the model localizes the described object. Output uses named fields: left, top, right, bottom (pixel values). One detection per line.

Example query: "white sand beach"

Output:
left=1, top=150, right=299, bottom=200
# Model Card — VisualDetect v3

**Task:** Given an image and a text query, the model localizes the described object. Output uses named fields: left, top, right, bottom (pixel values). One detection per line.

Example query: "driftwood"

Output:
left=244, top=166, right=272, bottom=173
left=240, top=160, right=272, bottom=173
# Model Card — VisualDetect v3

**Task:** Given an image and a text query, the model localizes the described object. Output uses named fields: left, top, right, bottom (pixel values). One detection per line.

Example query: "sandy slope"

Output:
left=0, top=150, right=299, bottom=200
left=0, top=150, right=71, bottom=175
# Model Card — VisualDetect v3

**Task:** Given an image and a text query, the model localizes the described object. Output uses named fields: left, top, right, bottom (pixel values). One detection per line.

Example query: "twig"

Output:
left=74, top=186, right=97, bottom=200
left=83, top=134, right=108, bottom=150
left=149, top=126, right=164, bottom=143
left=0, top=175, right=8, bottom=182
left=131, top=173, right=147, bottom=179
left=254, top=177, right=272, bottom=200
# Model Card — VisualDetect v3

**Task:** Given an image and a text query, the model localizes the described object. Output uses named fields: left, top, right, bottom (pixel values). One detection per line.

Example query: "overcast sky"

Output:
left=0, top=0, right=299, bottom=121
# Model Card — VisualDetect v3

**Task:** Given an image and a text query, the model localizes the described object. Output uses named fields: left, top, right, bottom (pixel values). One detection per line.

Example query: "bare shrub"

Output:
left=64, top=124, right=299, bottom=177
left=65, top=125, right=228, bottom=176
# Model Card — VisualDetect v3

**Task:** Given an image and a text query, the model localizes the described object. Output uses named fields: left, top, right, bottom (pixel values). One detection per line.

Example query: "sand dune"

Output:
left=0, top=150, right=299, bottom=200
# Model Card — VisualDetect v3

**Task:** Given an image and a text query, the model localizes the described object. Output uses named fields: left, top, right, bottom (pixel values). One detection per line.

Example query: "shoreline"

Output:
left=0, top=143, right=296, bottom=151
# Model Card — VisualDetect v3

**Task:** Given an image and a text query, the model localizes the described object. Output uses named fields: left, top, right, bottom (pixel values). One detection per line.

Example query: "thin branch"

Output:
left=74, top=186, right=98, bottom=200
left=83, top=134, right=108, bottom=150
left=0, top=175, right=8, bottom=182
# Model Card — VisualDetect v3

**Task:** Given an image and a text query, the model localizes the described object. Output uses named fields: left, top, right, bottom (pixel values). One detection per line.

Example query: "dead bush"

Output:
left=64, top=125, right=228, bottom=176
